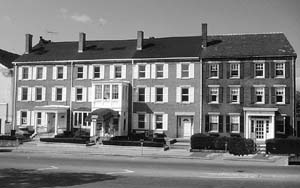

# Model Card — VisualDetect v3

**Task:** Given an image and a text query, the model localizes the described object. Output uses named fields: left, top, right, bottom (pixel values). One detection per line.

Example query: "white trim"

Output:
left=243, top=107, right=278, bottom=112
left=228, top=85, right=241, bottom=88
left=273, top=60, right=287, bottom=63
left=208, top=85, right=220, bottom=88
left=228, top=60, right=241, bottom=63
left=206, top=61, right=221, bottom=64
left=175, top=112, right=195, bottom=116
left=228, top=113, right=241, bottom=115
left=253, top=60, right=266, bottom=63
left=273, top=84, right=287, bottom=88
left=208, top=112, right=220, bottom=115
left=253, top=85, right=266, bottom=88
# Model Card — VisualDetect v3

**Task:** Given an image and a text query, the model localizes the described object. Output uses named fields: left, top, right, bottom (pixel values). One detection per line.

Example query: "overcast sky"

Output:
left=0, top=0, right=299, bottom=89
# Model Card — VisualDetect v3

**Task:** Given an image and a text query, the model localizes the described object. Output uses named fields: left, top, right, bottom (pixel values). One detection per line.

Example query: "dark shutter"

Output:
left=285, top=87, right=290, bottom=104
left=265, top=87, right=269, bottom=104
left=271, top=87, right=276, bottom=104
left=285, top=61, right=290, bottom=78
left=240, top=115, right=244, bottom=133
left=265, top=61, right=269, bottom=78
left=251, top=87, right=255, bottom=104
left=270, top=61, right=275, bottom=78
left=219, top=115, right=223, bottom=133
left=226, top=63, right=230, bottom=79
left=219, top=63, right=223, bottom=79
left=207, top=63, right=210, bottom=78
left=226, top=87, right=231, bottom=103
left=240, top=63, right=244, bottom=79
left=226, top=115, right=230, bottom=132
left=250, top=62, right=254, bottom=78
left=240, top=87, right=244, bottom=104
left=219, top=87, right=223, bottom=103
left=207, top=87, right=210, bottom=103
left=285, top=116, right=290, bottom=135
left=205, top=115, right=210, bottom=132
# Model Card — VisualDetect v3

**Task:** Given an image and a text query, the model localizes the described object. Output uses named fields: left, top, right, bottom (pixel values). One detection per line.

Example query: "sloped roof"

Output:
left=14, top=33, right=296, bottom=63
left=0, top=49, right=19, bottom=68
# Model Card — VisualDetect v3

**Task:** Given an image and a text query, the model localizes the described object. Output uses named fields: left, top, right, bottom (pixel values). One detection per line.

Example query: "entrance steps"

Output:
left=32, top=133, right=55, bottom=141
left=256, top=143, right=266, bottom=154
left=170, top=138, right=190, bottom=150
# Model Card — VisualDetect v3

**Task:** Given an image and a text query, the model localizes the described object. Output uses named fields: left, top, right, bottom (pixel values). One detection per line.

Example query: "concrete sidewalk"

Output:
left=11, top=141, right=289, bottom=166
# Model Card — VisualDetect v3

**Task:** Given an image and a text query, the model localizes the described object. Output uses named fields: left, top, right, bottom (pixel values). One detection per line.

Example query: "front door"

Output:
left=252, top=119, right=270, bottom=142
left=47, top=113, right=55, bottom=133
left=179, top=117, right=192, bottom=137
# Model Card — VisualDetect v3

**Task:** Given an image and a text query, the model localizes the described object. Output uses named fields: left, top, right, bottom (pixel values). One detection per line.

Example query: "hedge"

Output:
left=102, top=140, right=164, bottom=147
left=228, top=137, right=255, bottom=156
left=266, top=138, right=300, bottom=154
left=40, top=138, right=88, bottom=144
left=0, top=136, right=17, bottom=140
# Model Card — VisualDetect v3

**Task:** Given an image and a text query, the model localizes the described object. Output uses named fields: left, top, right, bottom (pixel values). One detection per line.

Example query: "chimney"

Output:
left=25, top=34, right=33, bottom=54
left=202, top=23, right=207, bottom=48
left=137, top=31, right=144, bottom=51
left=78, top=32, right=86, bottom=53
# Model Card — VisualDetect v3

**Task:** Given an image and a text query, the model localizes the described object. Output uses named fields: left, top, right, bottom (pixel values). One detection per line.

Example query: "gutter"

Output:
left=69, top=61, right=74, bottom=132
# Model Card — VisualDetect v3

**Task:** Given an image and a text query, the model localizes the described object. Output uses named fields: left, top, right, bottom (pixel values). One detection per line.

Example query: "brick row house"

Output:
left=12, top=23, right=297, bottom=144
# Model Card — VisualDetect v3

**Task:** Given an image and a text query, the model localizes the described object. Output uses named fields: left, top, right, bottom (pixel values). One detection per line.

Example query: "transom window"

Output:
left=57, top=66, right=64, bottom=79
left=21, top=87, right=28, bottom=101
left=181, top=88, right=189, bottom=102
left=230, top=88, right=239, bottom=103
left=138, top=114, right=145, bottom=129
left=114, top=65, right=122, bottom=78
left=112, top=85, right=119, bottom=99
left=138, top=65, right=146, bottom=78
left=230, top=116, right=240, bottom=133
left=156, top=64, right=164, bottom=78
left=22, top=67, right=29, bottom=79
left=275, top=63, right=284, bottom=77
left=255, top=88, right=264, bottom=103
left=230, top=64, right=240, bottom=78
left=36, top=67, right=43, bottom=79
left=138, top=87, right=145, bottom=102
left=156, top=87, right=163, bottom=102
left=77, top=66, right=83, bottom=79
left=36, top=87, right=42, bottom=101
left=255, top=63, right=264, bottom=78
left=155, top=114, right=163, bottom=129
left=94, top=66, right=101, bottom=79
left=275, top=88, right=285, bottom=103
left=209, top=115, right=219, bottom=132
left=181, top=64, right=189, bottom=78
left=209, top=64, right=219, bottom=78
left=209, top=88, right=219, bottom=103
left=76, top=88, right=83, bottom=101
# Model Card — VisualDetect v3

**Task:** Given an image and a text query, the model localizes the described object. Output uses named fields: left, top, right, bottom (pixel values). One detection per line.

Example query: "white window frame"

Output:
left=76, top=66, right=84, bottom=79
left=230, top=115, right=240, bottom=133
left=181, top=63, right=190, bottom=78
left=76, top=87, right=83, bottom=102
left=36, top=112, right=42, bottom=126
left=95, top=85, right=102, bottom=100
left=255, top=87, right=265, bottom=104
left=275, top=63, right=285, bottom=78
left=21, top=111, right=28, bottom=125
left=22, top=67, right=30, bottom=80
left=209, top=64, right=219, bottom=78
left=181, top=87, right=189, bottom=102
left=21, top=87, right=29, bottom=101
left=209, top=87, right=219, bottom=104
left=275, top=87, right=285, bottom=104
left=230, top=88, right=240, bottom=104
left=138, top=113, right=146, bottom=129
left=36, top=66, right=44, bottom=80
left=73, top=111, right=91, bottom=128
left=209, top=115, right=219, bottom=132
left=35, top=87, right=43, bottom=101
left=114, top=65, right=122, bottom=79
left=230, top=63, right=240, bottom=78
left=155, top=114, right=163, bottom=130
left=138, top=64, right=146, bottom=79
left=112, top=85, right=119, bottom=100
left=156, top=64, right=164, bottom=78
left=138, top=87, right=146, bottom=102
left=255, top=63, right=265, bottom=78
left=155, top=87, right=164, bottom=103
left=56, top=87, right=63, bottom=101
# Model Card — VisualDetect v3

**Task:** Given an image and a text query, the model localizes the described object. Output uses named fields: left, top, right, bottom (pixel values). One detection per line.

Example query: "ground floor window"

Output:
left=230, top=116, right=240, bottom=133
left=275, top=116, right=285, bottom=133
left=209, top=115, right=219, bottom=132
left=73, top=112, right=91, bottom=128
left=21, top=111, right=27, bottom=125
left=138, top=114, right=145, bottom=129
left=155, top=114, right=163, bottom=129
left=36, top=112, right=42, bottom=126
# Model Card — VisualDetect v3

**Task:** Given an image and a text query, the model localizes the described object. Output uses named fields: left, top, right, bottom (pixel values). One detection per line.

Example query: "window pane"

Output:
left=94, top=66, right=100, bottom=78
left=181, top=88, right=189, bottom=102
left=156, top=88, right=163, bottom=102
left=139, top=65, right=146, bottom=78
left=36, top=88, right=42, bottom=100
left=22, top=88, right=28, bottom=100
left=156, top=64, right=164, bottom=78
left=76, top=88, right=83, bottom=101
left=138, top=88, right=145, bottom=102
left=255, top=63, right=264, bottom=77
left=181, top=64, right=189, bottom=78
left=155, top=114, right=163, bottom=129
left=275, top=63, right=284, bottom=77
left=138, top=114, right=145, bottom=129
left=230, top=64, right=239, bottom=77
left=37, top=67, right=43, bottom=79
left=22, top=67, right=29, bottom=79
left=115, top=66, right=122, bottom=78
left=21, top=111, right=27, bottom=124
left=112, top=85, right=119, bottom=99
left=56, top=88, right=62, bottom=101
left=57, top=67, right=64, bottom=79
left=77, top=66, right=83, bottom=78
left=210, top=64, right=218, bottom=77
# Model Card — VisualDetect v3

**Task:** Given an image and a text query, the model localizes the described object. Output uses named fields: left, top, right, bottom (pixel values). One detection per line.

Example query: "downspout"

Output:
left=199, top=58, right=203, bottom=133
left=131, top=59, right=134, bottom=135
left=292, top=56, right=296, bottom=136
left=69, top=61, right=74, bottom=132
left=12, top=64, right=17, bottom=131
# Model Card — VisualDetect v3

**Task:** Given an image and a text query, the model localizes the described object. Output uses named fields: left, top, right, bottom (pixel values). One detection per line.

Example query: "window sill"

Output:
left=229, top=77, right=240, bottom=79
left=179, top=77, right=192, bottom=80
left=275, top=76, right=285, bottom=79
left=208, top=77, right=219, bottom=80
left=275, top=102, right=286, bottom=105
left=230, top=102, right=240, bottom=104
left=254, top=77, right=265, bottom=79
left=208, top=102, right=219, bottom=104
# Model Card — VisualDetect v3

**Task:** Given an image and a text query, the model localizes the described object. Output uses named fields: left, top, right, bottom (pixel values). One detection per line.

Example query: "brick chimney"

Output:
left=25, top=34, right=33, bottom=54
left=137, top=31, right=144, bottom=51
left=78, top=32, right=86, bottom=53
left=202, top=23, right=207, bottom=48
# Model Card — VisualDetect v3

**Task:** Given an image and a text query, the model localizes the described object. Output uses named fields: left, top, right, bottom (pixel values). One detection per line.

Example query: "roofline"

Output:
left=202, top=54, right=297, bottom=60
left=13, top=56, right=200, bottom=64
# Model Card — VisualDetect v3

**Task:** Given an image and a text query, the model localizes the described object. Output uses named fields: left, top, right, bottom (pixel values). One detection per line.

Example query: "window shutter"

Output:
left=52, top=87, right=56, bottom=101
left=265, top=87, right=269, bottom=104
left=163, top=87, right=168, bottom=103
left=189, top=87, right=194, bottom=103
left=63, top=66, right=67, bottom=79
left=285, top=87, right=290, bottom=104
left=163, top=114, right=168, bottom=130
left=151, top=64, right=156, bottom=78
left=226, top=63, right=230, bottom=79
left=219, top=87, right=223, bottom=103
left=145, top=64, right=151, bottom=79
left=17, top=87, right=21, bottom=101
left=189, top=63, right=194, bottom=78
left=271, top=87, right=276, bottom=104
left=206, top=64, right=210, bottom=78
left=26, top=111, right=31, bottom=126
left=250, top=62, right=254, bottom=78
left=285, top=61, right=290, bottom=78
left=62, top=87, right=67, bottom=102
left=226, top=87, right=231, bottom=103
left=176, top=63, right=181, bottom=78
left=219, top=115, right=223, bottom=133
left=100, top=65, right=105, bottom=79
left=226, top=115, right=230, bottom=132
left=133, top=113, right=138, bottom=129
left=109, top=65, right=114, bottom=79
left=133, top=64, right=138, bottom=79
left=43, top=67, right=47, bottom=80
left=164, top=63, right=168, bottom=79
left=32, top=67, right=37, bottom=80
left=270, top=61, right=275, bottom=78
left=42, top=87, right=46, bottom=101
left=32, top=87, right=36, bottom=101
left=121, top=64, right=126, bottom=79
left=28, top=67, right=32, bottom=80
left=52, top=66, right=57, bottom=80
left=88, top=87, right=93, bottom=102
left=16, top=111, right=21, bottom=125
left=219, top=63, right=223, bottom=79
left=176, top=87, right=181, bottom=103
left=145, top=114, right=150, bottom=130
left=82, top=87, right=87, bottom=102
left=240, top=63, right=244, bottom=79
left=83, top=65, right=88, bottom=79
left=27, top=87, right=32, bottom=101
left=205, top=115, right=209, bottom=132
left=240, top=87, right=244, bottom=104
left=18, top=67, right=22, bottom=80
left=207, top=87, right=210, bottom=103
left=251, top=87, right=255, bottom=104
left=240, top=115, right=244, bottom=133
left=88, top=65, right=94, bottom=79
left=145, top=87, right=150, bottom=102
left=265, top=62, right=269, bottom=78
left=71, top=88, right=76, bottom=101
left=285, top=116, right=290, bottom=133
left=150, top=87, right=155, bottom=102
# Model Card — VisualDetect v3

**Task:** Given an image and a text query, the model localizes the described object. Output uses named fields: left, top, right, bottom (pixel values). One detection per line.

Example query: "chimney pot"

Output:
left=202, top=23, right=207, bottom=48
left=137, top=31, right=144, bottom=51
left=78, top=32, right=86, bottom=53
left=25, top=34, right=33, bottom=54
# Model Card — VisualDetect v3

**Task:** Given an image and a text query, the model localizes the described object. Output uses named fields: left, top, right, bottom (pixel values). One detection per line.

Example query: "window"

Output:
left=114, top=65, right=122, bottom=78
left=138, top=64, right=146, bottom=78
left=181, top=88, right=189, bottom=102
left=275, top=63, right=285, bottom=78
left=57, top=66, right=64, bottom=79
left=74, top=112, right=91, bottom=127
left=275, top=116, right=285, bottom=133
left=275, top=88, right=285, bottom=104
left=21, top=111, right=27, bottom=125
left=255, top=63, right=264, bottom=78
left=138, top=87, right=145, bottom=102
left=95, top=85, right=102, bottom=99
left=156, top=87, right=163, bottom=102
left=181, top=64, right=189, bottom=78
left=36, top=112, right=42, bottom=125
left=94, top=66, right=101, bottom=79
left=138, top=114, right=145, bottom=129
left=209, top=88, right=219, bottom=103
left=155, top=114, right=163, bottom=129
left=22, top=67, right=29, bottom=79
left=209, top=115, right=219, bottom=132
left=230, top=88, right=240, bottom=103
left=156, top=64, right=164, bottom=78
left=255, top=88, right=264, bottom=103
left=76, top=88, right=83, bottom=101
left=36, top=67, right=43, bottom=79
left=209, top=64, right=219, bottom=78
left=56, top=88, right=63, bottom=101
left=112, top=85, right=119, bottom=99
left=77, top=66, right=83, bottom=79
left=22, top=87, right=28, bottom=101
left=36, top=87, right=42, bottom=101
left=104, top=85, right=110, bottom=99
left=230, top=116, right=240, bottom=133
left=230, top=64, right=240, bottom=78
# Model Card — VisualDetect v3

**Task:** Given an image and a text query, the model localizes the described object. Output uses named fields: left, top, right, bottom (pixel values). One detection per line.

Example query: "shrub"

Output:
left=214, top=136, right=230, bottom=150
left=266, top=138, right=300, bottom=154
left=0, top=136, right=17, bottom=140
left=102, top=140, right=164, bottom=147
left=190, top=133, right=215, bottom=149
left=228, top=137, right=255, bottom=156
left=40, top=138, right=88, bottom=144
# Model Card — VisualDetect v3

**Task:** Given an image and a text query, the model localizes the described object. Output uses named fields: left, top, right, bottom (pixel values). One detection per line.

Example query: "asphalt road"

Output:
left=0, top=152, right=300, bottom=188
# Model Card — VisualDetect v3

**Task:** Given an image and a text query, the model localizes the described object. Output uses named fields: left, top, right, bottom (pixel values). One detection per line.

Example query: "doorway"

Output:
left=178, top=116, right=193, bottom=138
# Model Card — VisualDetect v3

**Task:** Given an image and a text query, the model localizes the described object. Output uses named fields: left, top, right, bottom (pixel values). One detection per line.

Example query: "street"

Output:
left=0, top=152, right=300, bottom=188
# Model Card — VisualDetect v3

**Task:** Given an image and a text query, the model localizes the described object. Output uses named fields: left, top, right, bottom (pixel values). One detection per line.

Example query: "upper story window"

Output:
left=230, top=63, right=240, bottom=78
left=22, top=87, right=28, bottom=101
left=156, top=64, right=164, bottom=78
left=76, top=88, right=83, bottom=101
left=275, top=87, right=285, bottom=104
left=36, top=67, right=43, bottom=79
left=181, top=88, right=189, bottom=102
left=138, top=64, right=146, bottom=78
left=114, top=65, right=122, bottom=78
left=56, top=88, right=63, bottom=101
left=156, top=87, right=163, bottom=102
left=275, top=63, right=285, bottom=78
left=138, top=87, right=145, bottom=102
left=209, top=87, right=219, bottom=103
left=95, top=85, right=102, bottom=100
left=77, top=66, right=84, bottom=79
left=181, top=64, right=189, bottom=78
left=209, top=64, right=219, bottom=78
left=112, top=85, right=119, bottom=99
left=57, top=66, right=64, bottom=79
left=255, top=63, right=264, bottom=78
left=176, top=86, right=194, bottom=103
left=94, top=66, right=101, bottom=79
left=22, top=67, right=29, bottom=80
left=35, top=87, right=43, bottom=101
left=255, top=87, right=265, bottom=104
left=230, top=88, right=240, bottom=104
left=138, top=114, right=145, bottom=129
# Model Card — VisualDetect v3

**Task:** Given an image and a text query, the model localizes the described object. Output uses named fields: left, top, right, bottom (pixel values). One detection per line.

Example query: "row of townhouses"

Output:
left=11, top=23, right=297, bottom=144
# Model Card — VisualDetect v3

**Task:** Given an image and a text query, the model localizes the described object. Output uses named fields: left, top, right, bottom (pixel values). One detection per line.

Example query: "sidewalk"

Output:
left=11, top=140, right=289, bottom=166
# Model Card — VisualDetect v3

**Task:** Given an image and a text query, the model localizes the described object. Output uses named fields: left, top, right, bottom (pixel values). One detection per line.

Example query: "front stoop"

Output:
left=170, top=138, right=190, bottom=150
left=256, top=143, right=266, bottom=154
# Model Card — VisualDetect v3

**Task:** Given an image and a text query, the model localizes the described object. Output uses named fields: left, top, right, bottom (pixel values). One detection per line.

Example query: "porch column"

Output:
left=55, top=112, right=58, bottom=135
left=90, top=118, right=96, bottom=137
left=33, top=111, right=37, bottom=134
left=271, top=114, right=275, bottom=139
